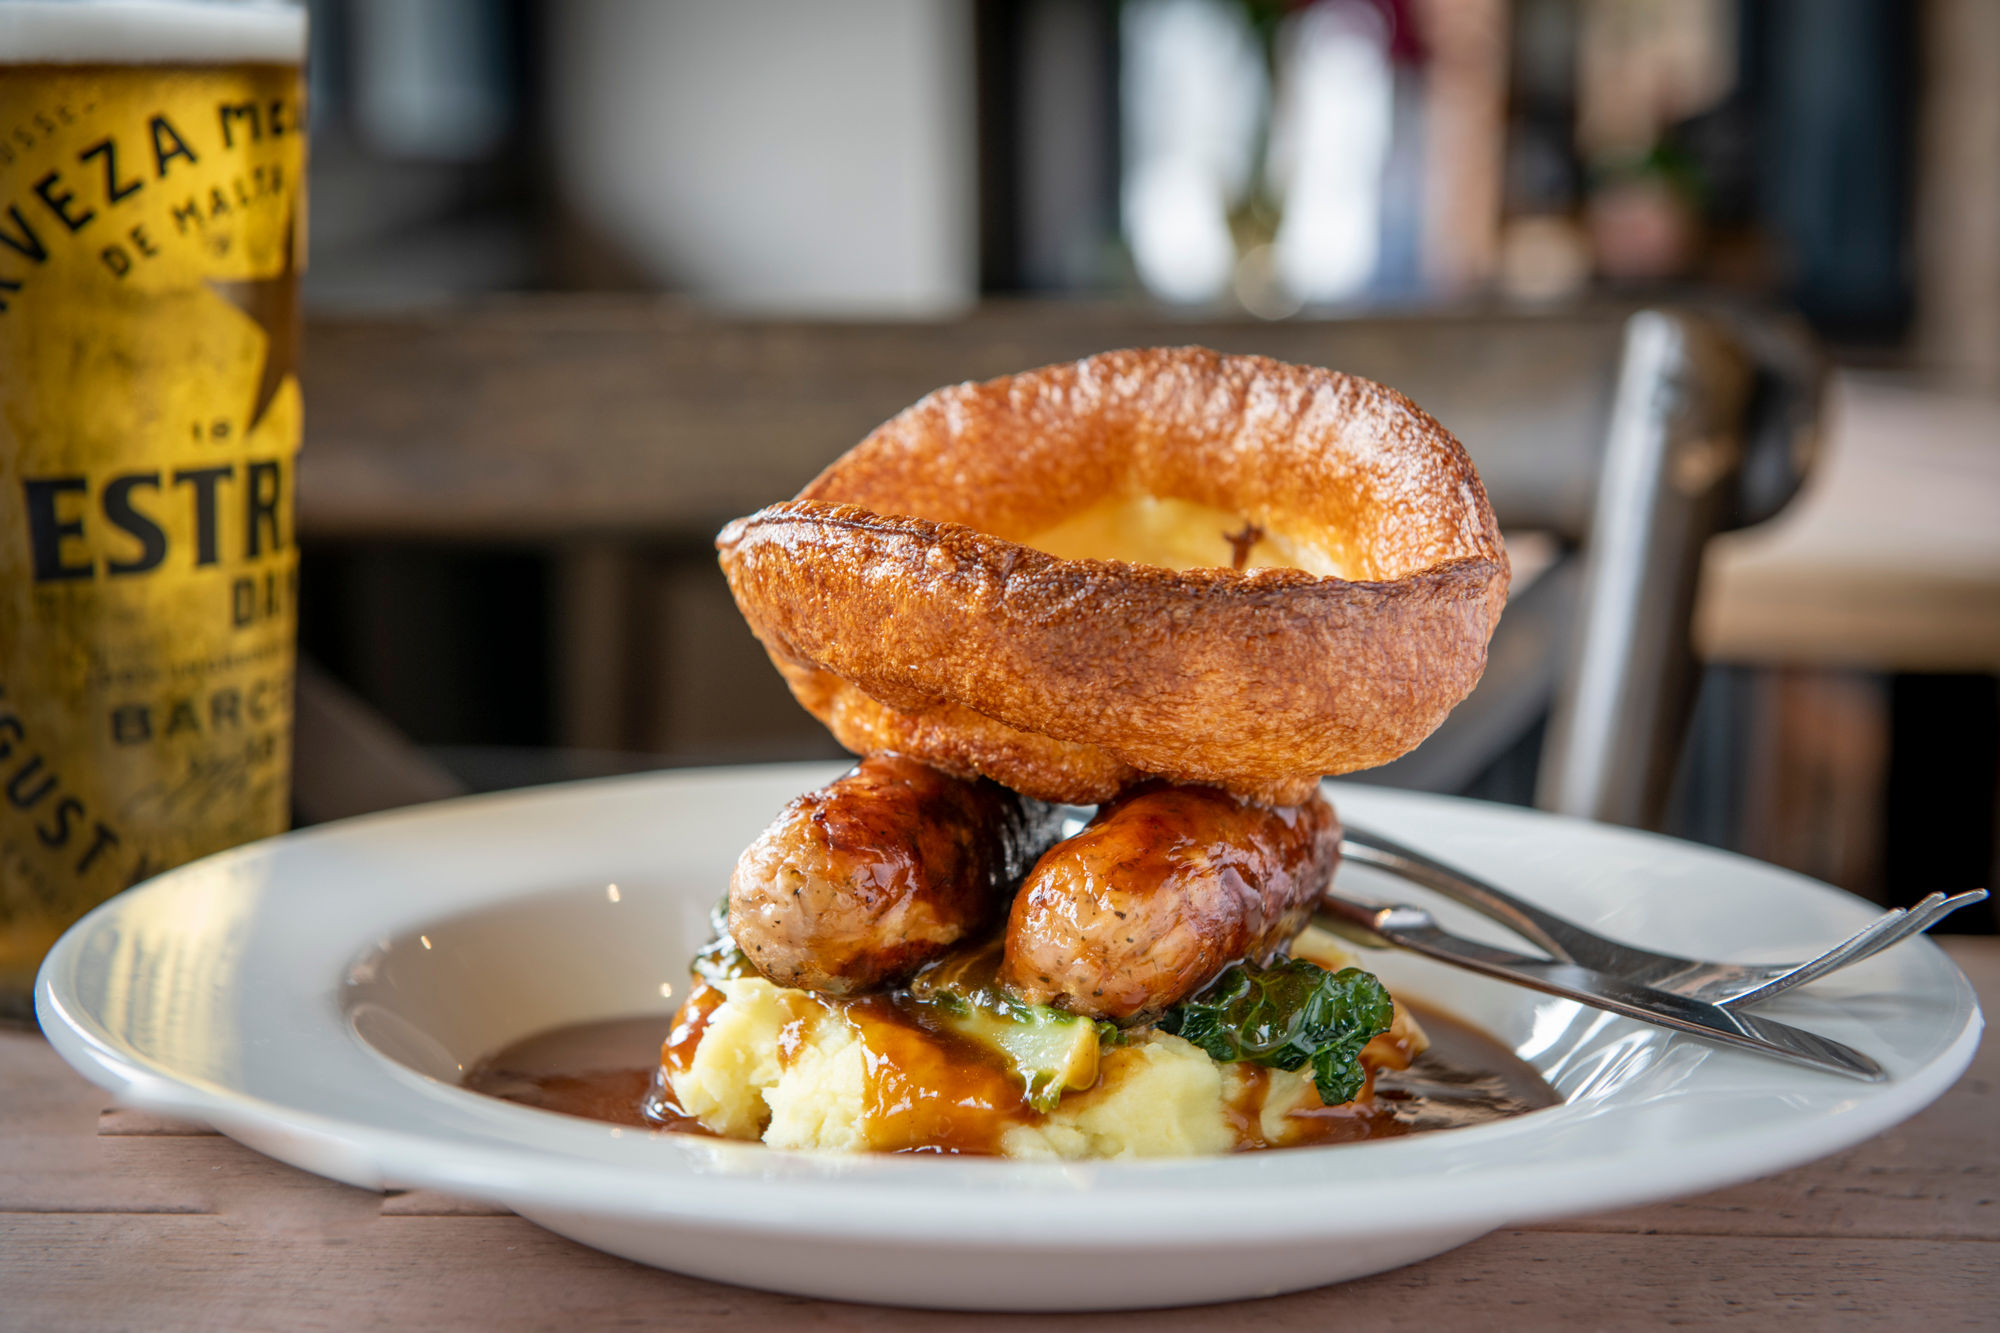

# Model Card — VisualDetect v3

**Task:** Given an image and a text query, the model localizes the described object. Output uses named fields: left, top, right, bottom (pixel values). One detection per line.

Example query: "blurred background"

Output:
left=289, top=0, right=1998, bottom=929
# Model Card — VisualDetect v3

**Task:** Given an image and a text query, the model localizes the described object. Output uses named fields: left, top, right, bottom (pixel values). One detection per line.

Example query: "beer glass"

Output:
left=0, top=0, right=307, bottom=1016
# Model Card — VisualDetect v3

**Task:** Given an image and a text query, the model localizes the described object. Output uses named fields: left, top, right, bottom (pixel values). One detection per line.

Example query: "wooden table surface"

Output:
left=3, top=939, right=1992, bottom=1330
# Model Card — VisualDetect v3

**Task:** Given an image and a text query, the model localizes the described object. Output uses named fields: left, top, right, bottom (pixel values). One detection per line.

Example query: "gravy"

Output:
left=463, top=1001, right=1557, bottom=1153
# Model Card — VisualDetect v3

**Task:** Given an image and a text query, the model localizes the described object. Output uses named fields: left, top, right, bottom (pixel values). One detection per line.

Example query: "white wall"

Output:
left=549, top=0, right=977, bottom=315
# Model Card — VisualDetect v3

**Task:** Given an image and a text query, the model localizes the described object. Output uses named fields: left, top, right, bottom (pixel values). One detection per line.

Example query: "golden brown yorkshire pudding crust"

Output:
left=717, top=347, right=1509, bottom=805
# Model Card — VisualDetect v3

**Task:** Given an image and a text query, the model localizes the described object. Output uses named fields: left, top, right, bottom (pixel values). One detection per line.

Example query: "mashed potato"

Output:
left=664, top=929, right=1423, bottom=1158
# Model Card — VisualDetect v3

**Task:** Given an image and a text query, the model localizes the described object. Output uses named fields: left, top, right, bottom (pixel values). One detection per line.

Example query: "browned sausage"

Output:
left=729, top=754, right=1062, bottom=995
left=1000, top=783, right=1340, bottom=1022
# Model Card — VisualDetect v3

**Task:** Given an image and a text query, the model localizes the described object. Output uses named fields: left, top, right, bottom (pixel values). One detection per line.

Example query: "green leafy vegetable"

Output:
left=690, top=895, right=752, bottom=984
left=933, top=997, right=1104, bottom=1112
left=908, top=944, right=1109, bottom=1111
left=1158, top=959, right=1394, bottom=1106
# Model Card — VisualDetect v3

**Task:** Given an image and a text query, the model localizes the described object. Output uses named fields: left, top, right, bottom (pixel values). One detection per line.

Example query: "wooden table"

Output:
left=4, top=940, right=1991, bottom=1330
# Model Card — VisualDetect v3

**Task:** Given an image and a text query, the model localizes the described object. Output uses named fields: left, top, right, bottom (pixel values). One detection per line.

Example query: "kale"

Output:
left=908, top=944, right=1112, bottom=1110
left=1158, top=958, right=1395, bottom=1107
left=690, top=895, right=752, bottom=984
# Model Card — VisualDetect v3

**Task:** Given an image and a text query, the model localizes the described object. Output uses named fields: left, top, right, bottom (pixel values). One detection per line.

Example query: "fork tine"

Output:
left=1718, top=889, right=1989, bottom=1007
left=1817, top=893, right=1968, bottom=968
left=1828, top=891, right=1987, bottom=969
left=1716, top=909, right=1913, bottom=1007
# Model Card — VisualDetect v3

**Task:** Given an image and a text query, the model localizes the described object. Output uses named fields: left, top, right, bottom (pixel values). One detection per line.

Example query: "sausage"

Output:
left=729, top=754, right=1063, bottom=995
left=1000, top=783, right=1340, bottom=1022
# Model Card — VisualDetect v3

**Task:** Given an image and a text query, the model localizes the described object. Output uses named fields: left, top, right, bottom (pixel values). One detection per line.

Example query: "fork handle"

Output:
left=1339, top=827, right=1594, bottom=964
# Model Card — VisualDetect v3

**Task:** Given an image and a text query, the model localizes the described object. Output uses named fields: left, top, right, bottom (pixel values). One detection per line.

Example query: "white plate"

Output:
left=36, top=764, right=1983, bottom=1311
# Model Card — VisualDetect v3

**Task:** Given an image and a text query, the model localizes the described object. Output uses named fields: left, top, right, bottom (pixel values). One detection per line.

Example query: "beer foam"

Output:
left=0, top=0, right=306, bottom=64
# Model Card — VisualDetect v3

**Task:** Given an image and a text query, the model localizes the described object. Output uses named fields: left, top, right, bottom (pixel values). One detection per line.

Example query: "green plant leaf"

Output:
left=908, top=946, right=1104, bottom=1112
left=1158, top=958, right=1394, bottom=1107
left=690, top=895, right=752, bottom=984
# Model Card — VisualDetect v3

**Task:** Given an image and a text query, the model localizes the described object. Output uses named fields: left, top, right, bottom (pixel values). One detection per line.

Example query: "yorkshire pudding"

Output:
left=717, top=347, right=1508, bottom=805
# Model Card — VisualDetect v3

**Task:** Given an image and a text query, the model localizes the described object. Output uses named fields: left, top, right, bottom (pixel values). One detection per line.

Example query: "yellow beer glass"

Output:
left=0, top=0, right=307, bottom=1015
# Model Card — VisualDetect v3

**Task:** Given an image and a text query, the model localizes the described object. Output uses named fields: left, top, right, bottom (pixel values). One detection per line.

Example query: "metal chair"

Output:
left=1354, top=307, right=1823, bottom=829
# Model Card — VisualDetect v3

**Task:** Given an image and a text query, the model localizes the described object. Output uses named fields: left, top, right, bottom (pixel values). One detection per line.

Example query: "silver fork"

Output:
left=1339, top=825, right=1987, bottom=1008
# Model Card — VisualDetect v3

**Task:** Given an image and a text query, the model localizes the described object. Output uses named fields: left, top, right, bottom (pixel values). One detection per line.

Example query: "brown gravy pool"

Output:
left=463, top=1002, right=1559, bottom=1151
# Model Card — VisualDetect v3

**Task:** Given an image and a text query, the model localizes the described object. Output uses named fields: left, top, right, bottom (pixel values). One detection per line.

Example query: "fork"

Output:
left=1313, top=889, right=1889, bottom=1080
left=1338, top=825, right=1987, bottom=1008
